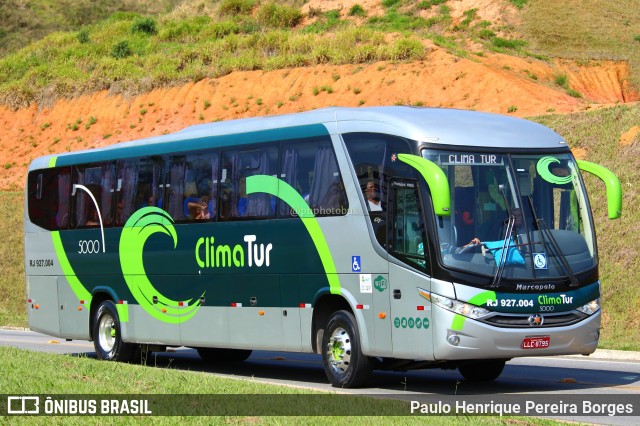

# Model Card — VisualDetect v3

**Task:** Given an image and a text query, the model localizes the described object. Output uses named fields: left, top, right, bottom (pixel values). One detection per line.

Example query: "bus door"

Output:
left=387, top=179, right=434, bottom=359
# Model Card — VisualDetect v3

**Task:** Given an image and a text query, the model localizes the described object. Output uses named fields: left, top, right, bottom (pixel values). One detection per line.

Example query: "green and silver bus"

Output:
left=25, top=107, right=621, bottom=387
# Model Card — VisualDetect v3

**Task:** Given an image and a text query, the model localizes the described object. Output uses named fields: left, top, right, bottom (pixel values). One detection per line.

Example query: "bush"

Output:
left=111, top=40, right=133, bottom=59
left=554, top=73, right=569, bottom=88
left=77, top=29, right=90, bottom=44
left=210, top=21, right=240, bottom=39
left=510, top=0, right=528, bottom=9
left=131, top=17, right=158, bottom=35
left=389, top=38, right=424, bottom=60
left=349, top=4, right=367, bottom=17
left=256, top=3, right=302, bottom=28
left=219, top=0, right=256, bottom=16
left=491, top=36, right=526, bottom=50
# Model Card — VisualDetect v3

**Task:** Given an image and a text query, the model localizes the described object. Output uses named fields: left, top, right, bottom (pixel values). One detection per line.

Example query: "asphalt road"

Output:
left=2, top=328, right=639, bottom=424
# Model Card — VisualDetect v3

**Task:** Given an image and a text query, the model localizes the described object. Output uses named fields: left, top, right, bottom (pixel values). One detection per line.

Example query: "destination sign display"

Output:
left=440, top=154, right=504, bottom=165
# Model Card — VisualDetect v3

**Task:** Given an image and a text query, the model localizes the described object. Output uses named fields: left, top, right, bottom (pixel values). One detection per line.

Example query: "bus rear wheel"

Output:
left=197, top=348, right=252, bottom=363
left=322, top=310, right=371, bottom=388
left=92, top=300, right=136, bottom=362
left=458, top=360, right=506, bottom=382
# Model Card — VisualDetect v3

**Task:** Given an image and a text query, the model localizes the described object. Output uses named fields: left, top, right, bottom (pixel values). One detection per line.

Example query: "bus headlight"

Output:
left=428, top=292, right=490, bottom=320
left=576, top=298, right=601, bottom=315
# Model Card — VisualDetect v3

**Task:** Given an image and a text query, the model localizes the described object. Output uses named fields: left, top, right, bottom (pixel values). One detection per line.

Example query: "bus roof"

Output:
left=30, top=107, right=568, bottom=170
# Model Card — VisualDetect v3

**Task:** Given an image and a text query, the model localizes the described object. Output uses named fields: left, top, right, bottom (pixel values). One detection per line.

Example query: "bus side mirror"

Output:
left=397, top=154, right=450, bottom=217
left=577, top=160, right=622, bottom=219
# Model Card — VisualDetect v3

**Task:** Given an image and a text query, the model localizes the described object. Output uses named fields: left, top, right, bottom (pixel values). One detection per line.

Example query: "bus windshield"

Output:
left=422, top=150, right=597, bottom=281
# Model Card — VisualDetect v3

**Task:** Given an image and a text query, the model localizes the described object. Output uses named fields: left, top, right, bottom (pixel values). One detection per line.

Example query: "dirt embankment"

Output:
left=0, top=47, right=637, bottom=190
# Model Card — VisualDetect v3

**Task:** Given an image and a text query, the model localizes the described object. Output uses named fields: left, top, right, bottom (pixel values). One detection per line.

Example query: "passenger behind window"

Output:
left=86, top=208, right=99, bottom=226
left=364, top=180, right=382, bottom=211
left=187, top=196, right=211, bottom=220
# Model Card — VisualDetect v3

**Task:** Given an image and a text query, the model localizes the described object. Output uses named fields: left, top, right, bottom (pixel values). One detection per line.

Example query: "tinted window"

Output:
left=71, top=163, right=116, bottom=228
left=114, top=157, right=164, bottom=226
left=220, top=145, right=278, bottom=220
left=280, top=137, right=348, bottom=217
left=27, top=168, right=70, bottom=230
left=166, top=152, right=219, bottom=222
left=342, top=133, right=417, bottom=213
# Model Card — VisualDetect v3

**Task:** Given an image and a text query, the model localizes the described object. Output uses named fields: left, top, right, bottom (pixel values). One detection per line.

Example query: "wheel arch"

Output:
left=89, top=288, right=118, bottom=341
left=311, top=293, right=352, bottom=354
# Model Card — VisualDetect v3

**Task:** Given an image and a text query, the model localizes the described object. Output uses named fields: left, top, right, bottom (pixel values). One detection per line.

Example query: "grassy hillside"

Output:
left=0, top=0, right=542, bottom=108
left=520, top=0, right=640, bottom=89
left=0, top=192, right=24, bottom=327
left=0, top=0, right=179, bottom=57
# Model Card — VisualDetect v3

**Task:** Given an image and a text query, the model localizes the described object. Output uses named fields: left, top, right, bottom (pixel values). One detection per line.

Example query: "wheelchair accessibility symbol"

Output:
left=533, top=253, right=547, bottom=269
left=352, top=256, right=361, bottom=272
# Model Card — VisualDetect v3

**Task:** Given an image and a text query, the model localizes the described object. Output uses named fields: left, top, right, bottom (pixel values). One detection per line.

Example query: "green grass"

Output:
left=0, top=13, right=427, bottom=108
left=0, top=192, right=26, bottom=327
left=520, top=0, right=640, bottom=89
left=0, top=0, right=178, bottom=57
left=2, top=0, right=640, bottom=109
left=0, top=346, right=565, bottom=424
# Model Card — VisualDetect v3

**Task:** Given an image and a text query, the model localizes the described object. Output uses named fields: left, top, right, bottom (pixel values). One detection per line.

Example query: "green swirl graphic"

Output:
left=119, top=207, right=203, bottom=323
left=246, top=175, right=341, bottom=295
left=536, top=156, right=573, bottom=185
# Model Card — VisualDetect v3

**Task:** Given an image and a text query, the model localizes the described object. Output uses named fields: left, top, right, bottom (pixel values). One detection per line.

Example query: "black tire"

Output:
left=321, top=310, right=372, bottom=388
left=458, top=360, right=506, bottom=382
left=197, top=348, right=252, bottom=363
left=92, top=300, right=136, bottom=362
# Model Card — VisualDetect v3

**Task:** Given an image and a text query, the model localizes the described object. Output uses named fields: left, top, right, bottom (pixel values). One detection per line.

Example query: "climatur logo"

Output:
left=539, top=294, right=574, bottom=305
left=195, top=235, right=273, bottom=268
left=374, top=275, right=387, bottom=292
left=119, top=207, right=204, bottom=324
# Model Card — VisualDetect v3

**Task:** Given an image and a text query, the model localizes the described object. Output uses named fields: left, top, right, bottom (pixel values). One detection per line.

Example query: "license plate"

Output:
left=521, top=336, right=550, bottom=349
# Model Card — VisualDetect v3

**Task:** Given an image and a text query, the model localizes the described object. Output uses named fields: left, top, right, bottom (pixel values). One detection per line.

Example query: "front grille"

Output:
left=481, top=311, right=587, bottom=328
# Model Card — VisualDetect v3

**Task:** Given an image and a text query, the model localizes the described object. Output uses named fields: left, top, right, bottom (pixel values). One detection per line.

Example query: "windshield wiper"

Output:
left=490, top=214, right=515, bottom=289
left=490, top=184, right=514, bottom=289
left=527, top=196, right=579, bottom=287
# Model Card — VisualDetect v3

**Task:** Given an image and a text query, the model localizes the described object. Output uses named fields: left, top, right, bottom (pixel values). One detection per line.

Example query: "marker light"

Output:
left=429, top=292, right=490, bottom=320
left=576, top=298, right=601, bottom=315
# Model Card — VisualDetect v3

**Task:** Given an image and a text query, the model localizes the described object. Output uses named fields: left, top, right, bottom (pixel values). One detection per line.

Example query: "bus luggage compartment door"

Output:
left=27, top=276, right=61, bottom=337
left=57, top=276, right=91, bottom=339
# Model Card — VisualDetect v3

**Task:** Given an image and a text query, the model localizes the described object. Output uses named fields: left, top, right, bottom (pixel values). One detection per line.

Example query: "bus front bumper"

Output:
left=432, top=306, right=601, bottom=361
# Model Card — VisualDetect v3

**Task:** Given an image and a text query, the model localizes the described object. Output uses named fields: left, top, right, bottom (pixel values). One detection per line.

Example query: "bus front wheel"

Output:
left=92, top=300, right=136, bottom=362
left=458, top=360, right=506, bottom=382
left=322, top=310, right=371, bottom=388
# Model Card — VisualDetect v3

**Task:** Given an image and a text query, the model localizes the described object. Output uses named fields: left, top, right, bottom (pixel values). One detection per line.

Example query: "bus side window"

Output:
left=135, top=157, right=164, bottom=211
left=100, top=163, right=116, bottom=226
left=182, top=152, right=217, bottom=221
left=166, top=156, right=186, bottom=221
left=71, top=165, right=104, bottom=229
left=115, top=159, right=139, bottom=226
left=27, top=168, right=70, bottom=230
left=280, top=137, right=347, bottom=217
left=221, top=146, right=277, bottom=220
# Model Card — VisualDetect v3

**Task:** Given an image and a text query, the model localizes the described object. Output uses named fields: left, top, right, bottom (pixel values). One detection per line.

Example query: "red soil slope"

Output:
left=0, top=47, right=637, bottom=190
